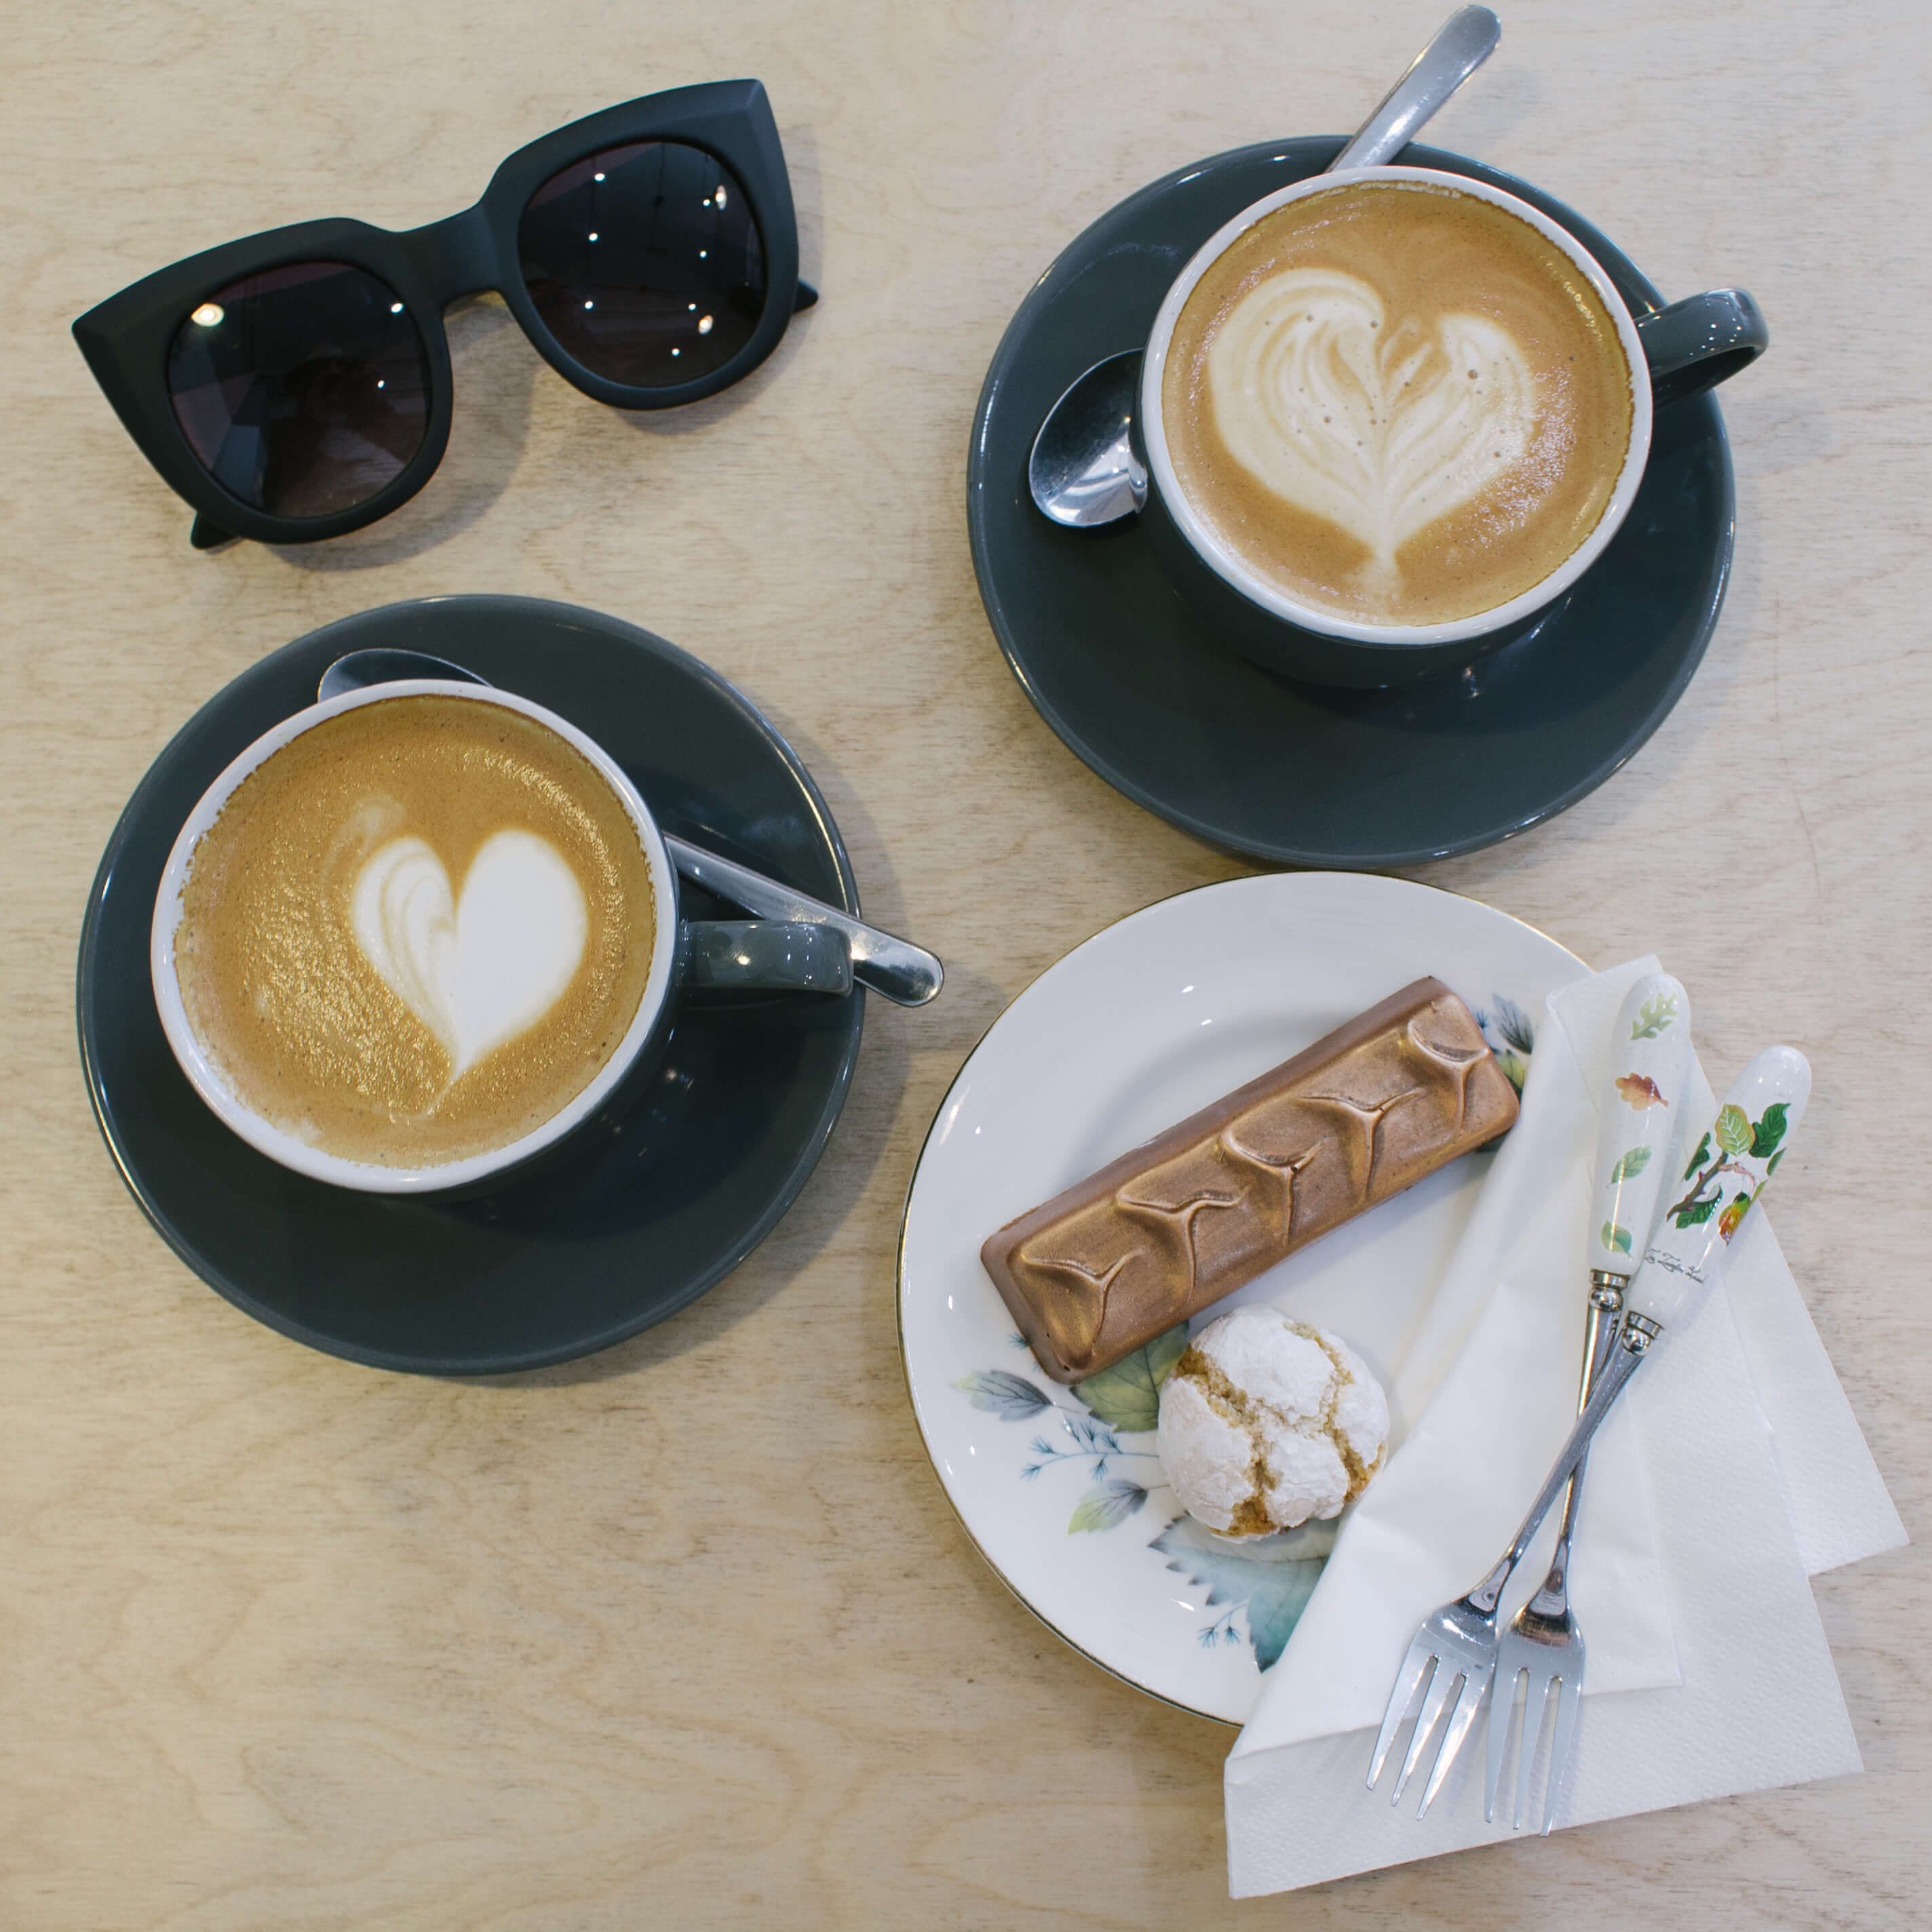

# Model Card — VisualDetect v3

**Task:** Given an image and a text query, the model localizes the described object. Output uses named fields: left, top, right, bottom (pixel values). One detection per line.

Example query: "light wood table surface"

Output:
left=3, top=2, right=1925, bottom=1925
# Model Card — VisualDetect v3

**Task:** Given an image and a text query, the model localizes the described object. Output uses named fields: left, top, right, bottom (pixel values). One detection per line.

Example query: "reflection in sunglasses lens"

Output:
left=166, top=261, right=431, bottom=520
left=519, top=140, right=766, bottom=387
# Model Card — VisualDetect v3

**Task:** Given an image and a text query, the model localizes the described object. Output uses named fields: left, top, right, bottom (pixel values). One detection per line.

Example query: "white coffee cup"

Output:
left=151, top=680, right=847, bottom=1195
left=1138, top=166, right=1658, bottom=685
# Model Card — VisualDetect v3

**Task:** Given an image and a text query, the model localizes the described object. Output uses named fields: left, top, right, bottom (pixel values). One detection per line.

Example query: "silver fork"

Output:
left=1366, top=1454, right=1586, bottom=1814
left=1368, top=972, right=1686, bottom=1817
left=1370, top=1041, right=1810, bottom=1822
left=1486, top=973, right=1690, bottom=1833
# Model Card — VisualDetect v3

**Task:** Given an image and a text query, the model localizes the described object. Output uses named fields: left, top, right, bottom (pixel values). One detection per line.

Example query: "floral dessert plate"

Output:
left=897, top=872, right=1585, bottom=1723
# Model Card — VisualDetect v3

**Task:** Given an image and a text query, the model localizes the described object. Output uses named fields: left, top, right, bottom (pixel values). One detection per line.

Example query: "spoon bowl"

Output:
left=317, top=647, right=487, bottom=702
left=1026, top=5, right=1500, bottom=528
left=1027, top=351, right=1146, bottom=529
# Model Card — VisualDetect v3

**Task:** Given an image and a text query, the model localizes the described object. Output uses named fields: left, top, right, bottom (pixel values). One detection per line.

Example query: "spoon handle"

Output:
left=1327, top=5, right=1501, bottom=173
left=663, top=834, right=943, bottom=1008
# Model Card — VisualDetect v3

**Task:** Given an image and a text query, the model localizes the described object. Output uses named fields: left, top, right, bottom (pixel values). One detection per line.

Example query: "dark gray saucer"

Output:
left=968, top=138, right=1735, bottom=867
left=77, top=596, right=864, bottom=1374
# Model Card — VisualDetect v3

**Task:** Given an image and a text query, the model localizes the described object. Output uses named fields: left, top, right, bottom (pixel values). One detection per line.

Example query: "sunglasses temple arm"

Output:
left=794, top=280, right=818, bottom=312
left=191, top=514, right=239, bottom=552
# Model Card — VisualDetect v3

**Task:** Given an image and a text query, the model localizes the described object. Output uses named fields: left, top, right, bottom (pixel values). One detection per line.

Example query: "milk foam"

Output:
left=1204, top=265, right=1535, bottom=587
left=351, top=828, right=589, bottom=1081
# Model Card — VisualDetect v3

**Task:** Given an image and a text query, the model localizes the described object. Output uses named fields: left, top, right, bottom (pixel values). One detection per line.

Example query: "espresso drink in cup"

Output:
left=1160, top=179, right=1635, bottom=627
left=171, top=693, right=657, bottom=1167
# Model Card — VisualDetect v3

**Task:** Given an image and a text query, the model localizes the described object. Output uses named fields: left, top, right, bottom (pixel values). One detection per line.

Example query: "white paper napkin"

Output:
left=1223, top=960, right=1904, bottom=1897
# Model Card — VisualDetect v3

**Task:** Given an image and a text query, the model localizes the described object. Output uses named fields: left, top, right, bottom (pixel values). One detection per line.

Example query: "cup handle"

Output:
left=679, top=919, right=853, bottom=997
left=1635, top=288, right=1768, bottom=407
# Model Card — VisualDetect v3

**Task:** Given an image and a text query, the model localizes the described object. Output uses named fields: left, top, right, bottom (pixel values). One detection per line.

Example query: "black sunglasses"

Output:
left=72, top=79, right=816, bottom=549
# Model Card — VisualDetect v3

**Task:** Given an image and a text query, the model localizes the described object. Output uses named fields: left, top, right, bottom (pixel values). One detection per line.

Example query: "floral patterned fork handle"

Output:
left=1502, top=1045, right=1812, bottom=1543
left=1486, top=970, right=1692, bottom=1830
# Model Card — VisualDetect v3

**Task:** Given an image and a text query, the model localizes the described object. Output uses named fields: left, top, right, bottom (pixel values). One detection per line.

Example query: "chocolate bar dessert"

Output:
left=980, top=978, right=1519, bottom=1382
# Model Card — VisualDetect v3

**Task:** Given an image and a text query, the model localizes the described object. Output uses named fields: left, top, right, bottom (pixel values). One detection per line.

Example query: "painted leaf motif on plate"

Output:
left=1073, top=1322, right=1189, bottom=1433
left=952, top=1369, right=1052, bottom=1420
left=1150, top=1516, right=1334, bottom=1670
left=1070, top=1479, right=1148, bottom=1534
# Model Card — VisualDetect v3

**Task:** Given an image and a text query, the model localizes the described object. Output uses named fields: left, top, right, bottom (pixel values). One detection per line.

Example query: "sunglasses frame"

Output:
left=72, top=79, right=815, bottom=547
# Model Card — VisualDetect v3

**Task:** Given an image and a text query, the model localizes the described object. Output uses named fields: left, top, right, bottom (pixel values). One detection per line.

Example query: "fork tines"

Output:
left=1486, top=1646, right=1583, bottom=1834
left=1366, top=1618, right=1495, bottom=1816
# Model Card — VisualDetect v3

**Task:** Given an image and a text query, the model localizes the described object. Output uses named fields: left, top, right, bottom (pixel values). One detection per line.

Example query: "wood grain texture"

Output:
left=1, top=0, right=1925, bottom=1924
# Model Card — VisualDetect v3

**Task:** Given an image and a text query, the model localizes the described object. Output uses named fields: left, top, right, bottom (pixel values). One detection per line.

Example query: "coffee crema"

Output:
left=172, top=695, right=657, bottom=1167
left=1161, top=180, right=1634, bottom=627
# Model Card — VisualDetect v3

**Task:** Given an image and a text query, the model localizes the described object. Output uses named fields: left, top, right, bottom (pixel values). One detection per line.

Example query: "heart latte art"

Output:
left=1206, top=267, right=1534, bottom=594
left=1161, top=181, right=1635, bottom=627
left=172, top=694, right=658, bottom=1168
left=351, top=831, right=590, bottom=1081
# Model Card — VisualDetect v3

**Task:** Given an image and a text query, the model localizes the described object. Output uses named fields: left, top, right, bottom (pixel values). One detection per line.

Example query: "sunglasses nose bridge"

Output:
left=406, top=206, right=501, bottom=305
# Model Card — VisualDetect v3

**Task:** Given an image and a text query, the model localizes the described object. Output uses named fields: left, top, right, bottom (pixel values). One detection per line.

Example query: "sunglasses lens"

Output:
left=518, top=140, right=767, bottom=389
left=166, top=262, right=431, bottom=520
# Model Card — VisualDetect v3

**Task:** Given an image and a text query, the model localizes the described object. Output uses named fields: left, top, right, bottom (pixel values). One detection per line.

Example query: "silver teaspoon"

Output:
left=316, top=647, right=944, bottom=1009
left=1027, top=5, right=1502, bottom=530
